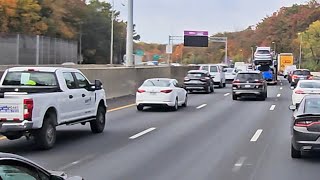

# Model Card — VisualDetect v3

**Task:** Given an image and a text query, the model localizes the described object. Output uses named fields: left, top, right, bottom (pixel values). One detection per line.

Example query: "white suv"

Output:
left=199, top=64, right=226, bottom=88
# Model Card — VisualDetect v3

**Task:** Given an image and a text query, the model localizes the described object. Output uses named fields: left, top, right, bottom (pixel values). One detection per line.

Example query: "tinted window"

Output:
left=299, top=81, right=320, bottom=88
left=210, top=66, right=218, bottom=72
left=293, top=70, right=311, bottom=75
left=304, top=98, right=320, bottom=114
left=74, top=73, right=90, bottom=88
left=236, top=73, right=261, bottom=81
left=142, top=80, right=171, bottom=87
left=63, top=73, right=76, bottom=89
left=3, top=72, right=57, bottom=86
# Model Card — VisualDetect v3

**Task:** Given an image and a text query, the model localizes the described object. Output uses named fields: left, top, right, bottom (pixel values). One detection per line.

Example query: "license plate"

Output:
left=190, top=80, right=201, bottom=84
left=0, top=105, right=19, bottom=113
left=150, top=92, right=157, bottom=95
left=245, top=85, right=251, bottom=88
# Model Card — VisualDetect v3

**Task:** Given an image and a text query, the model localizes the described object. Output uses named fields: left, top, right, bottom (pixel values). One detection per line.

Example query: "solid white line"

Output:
left=129, top=127, right=156, bottom=139
left=224, top=93, right=230, bottom=96
left=277, top=94, right=281, bottom=97
left=250, top=129, right=263, bottom=142
left=269, top=105, right=276, bottom=111
left=232, top=157, right=247, bottom=172
left=280, top=87, right=283, bottom=90
left=196, top=104, right=207, bottom=109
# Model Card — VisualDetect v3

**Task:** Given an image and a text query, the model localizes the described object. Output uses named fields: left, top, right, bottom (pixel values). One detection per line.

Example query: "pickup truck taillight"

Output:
left=23, top=99, right=33, bottom=121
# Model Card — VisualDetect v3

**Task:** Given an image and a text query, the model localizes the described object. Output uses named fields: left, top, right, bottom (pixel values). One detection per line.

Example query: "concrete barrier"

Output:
left=0, top=65, right=196, bottom=99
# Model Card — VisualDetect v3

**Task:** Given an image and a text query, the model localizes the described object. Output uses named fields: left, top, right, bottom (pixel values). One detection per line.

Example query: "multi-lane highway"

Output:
left=0, top=78, right=319, bottom=180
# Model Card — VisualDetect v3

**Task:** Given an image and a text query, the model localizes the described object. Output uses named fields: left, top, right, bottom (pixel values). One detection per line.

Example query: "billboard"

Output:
left=184, top=30, right=209, bottom=47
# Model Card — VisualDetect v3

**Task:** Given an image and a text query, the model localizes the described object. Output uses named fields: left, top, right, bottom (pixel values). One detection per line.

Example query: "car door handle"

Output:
left=82, top=94, right=86, bottom=97
left=69, top=95, right=73, bottom=99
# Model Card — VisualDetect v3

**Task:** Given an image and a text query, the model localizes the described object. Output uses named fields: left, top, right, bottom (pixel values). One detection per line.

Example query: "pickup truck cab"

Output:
left=0, top=67, right=107, bottom=149
left=199, top=64, right=226, bottom=88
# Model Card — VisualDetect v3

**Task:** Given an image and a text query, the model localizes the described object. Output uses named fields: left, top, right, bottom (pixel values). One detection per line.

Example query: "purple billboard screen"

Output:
left=184, top=36, right=208, bottom=47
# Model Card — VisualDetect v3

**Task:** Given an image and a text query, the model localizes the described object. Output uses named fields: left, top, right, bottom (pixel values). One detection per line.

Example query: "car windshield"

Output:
left=299, top=81, right=320, bottom=88
left=304, top=98, right=320, bottom=114
left=236, top=73, right=260, bottom=81
left=187, top=73, right=205, bottom=78
left=201, top=66, right=209, bottom=71
left=2, top=71, right=58, bottom=86
left=293, top=70, right=310, bottom=75
left=142, top=80, right=171, bottom=87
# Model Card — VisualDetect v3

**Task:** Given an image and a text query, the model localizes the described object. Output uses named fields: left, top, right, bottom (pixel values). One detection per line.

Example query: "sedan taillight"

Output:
left=295, top=90, right=305, bottom=94
left=137, top=89, right=146, bottom=93
left=295, top=121, right=320, bottom=127
left=160, top=90, right=173, bottom=93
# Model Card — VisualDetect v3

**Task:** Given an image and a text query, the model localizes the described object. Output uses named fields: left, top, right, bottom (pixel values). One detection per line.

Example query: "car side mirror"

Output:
left=289, top=105, right=296, bottom=111
left=95, top=79, right=103, bottom=90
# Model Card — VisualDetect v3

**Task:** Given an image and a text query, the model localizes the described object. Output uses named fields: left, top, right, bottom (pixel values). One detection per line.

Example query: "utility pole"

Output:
left=110, top=0, right=114, bottom=65
left=298, top=33, right=302, bottom=69
left=126, top=0, right=134, bottom=66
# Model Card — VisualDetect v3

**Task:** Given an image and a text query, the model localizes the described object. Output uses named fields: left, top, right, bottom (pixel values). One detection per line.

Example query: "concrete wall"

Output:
left=0, top=65, right=196, bottom=99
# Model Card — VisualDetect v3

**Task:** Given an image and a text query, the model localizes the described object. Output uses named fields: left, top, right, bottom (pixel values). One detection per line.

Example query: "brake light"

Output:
left=184, top=77, right=190, bottom=81
left=292, top=75, right=298, bottom=79
left=160, top=89, right=173, bottom=93
left=200, top=77, right=210, bottom=81
left=233, top=79, right=240, bottom=83
left=308, top=76, right=313, bottom=80
left=23, top=99, right=33, bottom=121
left=254, top=79, right=263, bottom=83
left=295, top=90, right=305, bottom=94
left=137, top=89, right=146, bottom=93
left=295, top=121, right=320, bottom=127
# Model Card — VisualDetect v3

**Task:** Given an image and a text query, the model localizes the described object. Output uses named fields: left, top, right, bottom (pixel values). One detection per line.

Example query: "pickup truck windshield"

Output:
left=2, top=72, right=58, bottom=86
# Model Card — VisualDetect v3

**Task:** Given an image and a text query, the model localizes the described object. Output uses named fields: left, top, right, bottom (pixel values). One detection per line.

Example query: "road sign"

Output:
left=166, top=44, right=173, bottom=54
left=210, top=37, right=227, bottom=43
left=184, top=30, right=209, bottom=47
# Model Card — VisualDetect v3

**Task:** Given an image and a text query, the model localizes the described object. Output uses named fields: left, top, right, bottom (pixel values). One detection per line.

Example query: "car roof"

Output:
left=188, top=70, right=208, bottom=74
left=146, top=78, right=174, bottom=81
left=7, top=67, right=77, bottom=72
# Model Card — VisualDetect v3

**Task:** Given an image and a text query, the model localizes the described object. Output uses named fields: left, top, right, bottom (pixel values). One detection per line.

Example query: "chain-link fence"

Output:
left=0, top=33, right=78, bottom=65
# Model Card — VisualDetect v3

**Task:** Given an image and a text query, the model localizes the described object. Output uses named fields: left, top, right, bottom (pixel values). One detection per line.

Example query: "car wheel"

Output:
left=291, top=144, right=301, bottom=158
left=172, top=98, right=179, bottom=111
left=210, top=85, right=214, bottom=93
left=34, top=113, right=57, bottom=150
left=223, top=83, right=226, bottom=87
left=265, top=91, right=268, bottom=98
left=182, top=95, right=188, bottom=107
left=137, top=105, right=144, bottom=111
left=206, top=86, right=210, bottom=94
left=90, top=105, right=106, bottom=134
left=232, top=94, right=237, bottom=100
left=219, top=82, right=223, bottom=88
left=259, top=94, right=266, bottom=101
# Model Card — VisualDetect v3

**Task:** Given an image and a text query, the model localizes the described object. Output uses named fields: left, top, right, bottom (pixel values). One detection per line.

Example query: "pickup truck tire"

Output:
left=34, top=113, right=56, bottom=150
left=90, top=105, right=106, bottom=134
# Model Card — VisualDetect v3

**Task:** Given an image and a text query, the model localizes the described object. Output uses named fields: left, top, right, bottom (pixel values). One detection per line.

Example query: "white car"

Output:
left=292, top=80, right=320, bottom=106
left=199, top=64, right=226, bottom=88
left=136, top=78, right=187, bottom=111
left=225, top=68, right=236, bottom=80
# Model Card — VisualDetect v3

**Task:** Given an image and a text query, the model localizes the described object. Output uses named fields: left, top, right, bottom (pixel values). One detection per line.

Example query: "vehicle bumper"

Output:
left=136, top=101, right=175, bottom=107
left=232, top=89, right=264, bottom=96
left=292, top=126, right=320, bottom=151
left=184, top=84, right=207, bottom=90
left=0, top=121, right=33, bottom=133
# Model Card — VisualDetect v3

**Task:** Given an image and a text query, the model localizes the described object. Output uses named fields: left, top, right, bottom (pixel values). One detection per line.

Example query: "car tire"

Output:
left=210, top=85, right=214, bottom=93
left=206, top=86, right=210, bottom=94
left=265, top=91, right=268, bottom=98
left=259, top=94, right=266, bottom=101
left=182, top=95, right=188, bottom=107
left=291, top=144, right=301, bottom=158
left=137, top=105, right=144, bottom=111
left=34, top=113, right=57, bottom=150
left=223, top=82, right=226, bottom=87
left=219, top=82, right=223, bottom=88
left=172, top=98, right=179, bottom=111
left=90, top=105, right=106, bottom=134
left=232, top=94, right=237, bottom=100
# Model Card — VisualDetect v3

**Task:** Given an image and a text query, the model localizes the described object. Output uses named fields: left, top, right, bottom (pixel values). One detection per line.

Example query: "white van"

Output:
left=199, top=64, right=226, bottom=88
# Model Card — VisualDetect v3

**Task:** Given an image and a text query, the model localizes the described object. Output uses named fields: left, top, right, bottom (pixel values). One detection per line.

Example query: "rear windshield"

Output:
left=2, top=71, right=58, bottom=86
left=256, top=50, right=270, bottom=54
left=299, top=81, right=320, bottom=88
left=142, top=80, right=171, bottom=87
left=304, top=98, right=320, bottom=114
left=187, top=73, right=205, bottom=78
left=294, top=70, right=311, bottom=75
left=210, top=66, right=218, bottom=72
left=236, top=73, right=261, bottom=81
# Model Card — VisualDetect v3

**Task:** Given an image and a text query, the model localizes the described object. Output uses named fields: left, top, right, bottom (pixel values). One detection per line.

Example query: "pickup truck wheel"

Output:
left=90, top=106, right=106, bottom=134
left=34, top=114, right=56, bottom=150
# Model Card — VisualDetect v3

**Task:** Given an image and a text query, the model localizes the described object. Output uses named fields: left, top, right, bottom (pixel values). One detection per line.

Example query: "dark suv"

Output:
left=232, top=71, right=267, bottom=100
left=291, top=69, right=312, bottom=87
left=184, top=70, right=214, bottom=93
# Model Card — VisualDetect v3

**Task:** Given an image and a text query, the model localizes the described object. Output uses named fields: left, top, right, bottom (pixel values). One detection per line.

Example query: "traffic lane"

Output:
left=67, top=84, right=280, bottom=180
left=0, top=85, right=233, bottom=170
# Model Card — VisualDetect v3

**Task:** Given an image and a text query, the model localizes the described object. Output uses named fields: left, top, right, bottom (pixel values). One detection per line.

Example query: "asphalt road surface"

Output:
left=1, top=78, right=319, bottom=180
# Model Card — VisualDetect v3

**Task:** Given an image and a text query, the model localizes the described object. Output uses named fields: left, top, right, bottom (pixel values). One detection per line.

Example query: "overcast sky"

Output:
left=105, top=0, right=306, bottom=44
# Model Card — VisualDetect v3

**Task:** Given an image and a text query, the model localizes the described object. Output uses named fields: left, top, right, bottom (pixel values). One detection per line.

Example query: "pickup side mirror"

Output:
left=95, top=79, right=103, bottom=90
left=289, top=105, right=296, bottom=111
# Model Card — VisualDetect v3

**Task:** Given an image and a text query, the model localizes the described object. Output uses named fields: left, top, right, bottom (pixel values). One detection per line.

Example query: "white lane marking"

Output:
left=277, top=94, right=281, bottom=97
left=196, top=104, right=207, bottom=109
left=59, top=155, right=95, bottom=170
left=269, top=105, right=276, bottom=111
left=250, top=129, right=263, bottom=142
left=232, top=156, right=247, bottom=172
left=129, top=127, right=156, bottom=139
left=280, top=87, right=283, bottom=90
left=224, top=93, right=230, bottom=96
left=280, top=83, right=283, bottom=86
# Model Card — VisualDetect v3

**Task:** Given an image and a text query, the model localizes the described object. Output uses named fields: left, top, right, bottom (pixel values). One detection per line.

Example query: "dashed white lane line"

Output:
left=224, top=93, right=230, bottom=96
left=250, top=129, right=263, bottom=142
left=196, top=104, right=207, bottom=109
left=269, top=105, right=276, bottom=111
left=232, top=156, right=247, bottom=172
left=129, top=127, right=156, bottom=140
left=277, top=94, right=281, bottom=97
left=280, top=87, right=283, bottom=90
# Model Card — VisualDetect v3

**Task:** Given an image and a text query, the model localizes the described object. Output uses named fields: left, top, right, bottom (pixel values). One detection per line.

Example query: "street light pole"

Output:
left=110, top=0, right=114, bottom=65
left=126, top=0, right=134, bottom=66
left=299, top=33, right=302, bottom=69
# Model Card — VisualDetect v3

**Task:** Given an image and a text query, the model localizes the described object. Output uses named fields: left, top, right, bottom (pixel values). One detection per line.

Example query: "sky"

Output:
left=105, top=0, right=306, bottom=44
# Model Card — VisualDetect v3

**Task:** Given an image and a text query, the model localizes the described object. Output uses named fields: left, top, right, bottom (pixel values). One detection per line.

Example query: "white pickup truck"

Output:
left=0, top=67, right=107, bottom=149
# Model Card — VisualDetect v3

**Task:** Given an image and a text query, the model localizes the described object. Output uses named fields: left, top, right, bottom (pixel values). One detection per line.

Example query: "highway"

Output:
left=0, top=78, right=319, bottom=180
